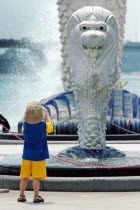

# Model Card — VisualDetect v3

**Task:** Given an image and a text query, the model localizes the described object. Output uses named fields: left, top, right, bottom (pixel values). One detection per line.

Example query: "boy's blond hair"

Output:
left=24, top=102, right=45, bottom=124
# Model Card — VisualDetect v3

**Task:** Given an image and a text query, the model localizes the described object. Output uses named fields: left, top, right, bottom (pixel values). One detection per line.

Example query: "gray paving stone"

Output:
left=0, top=175, right=4, bottom=188
left=0, top=188, right=9, bottom=193
left=44, top=177, right=94, bottom=192
left=2, top=175, right=44, bottom=191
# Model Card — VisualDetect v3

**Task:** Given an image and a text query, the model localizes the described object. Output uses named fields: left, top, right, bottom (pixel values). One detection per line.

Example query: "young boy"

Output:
left=18, top=102, right=53, bottom=203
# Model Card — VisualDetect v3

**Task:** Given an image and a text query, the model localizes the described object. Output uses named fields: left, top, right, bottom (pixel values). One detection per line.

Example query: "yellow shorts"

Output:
left=20, top=159, right=47, bottom=179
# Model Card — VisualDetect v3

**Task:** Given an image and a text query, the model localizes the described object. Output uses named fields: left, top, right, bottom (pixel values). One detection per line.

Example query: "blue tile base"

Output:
left=58, top=146, right=126, bottom=159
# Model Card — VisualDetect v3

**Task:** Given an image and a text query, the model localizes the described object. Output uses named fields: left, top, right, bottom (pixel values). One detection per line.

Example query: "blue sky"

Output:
left=0, top=0, right=139, bottom=42
left=125, top=0, right=140, bottom=42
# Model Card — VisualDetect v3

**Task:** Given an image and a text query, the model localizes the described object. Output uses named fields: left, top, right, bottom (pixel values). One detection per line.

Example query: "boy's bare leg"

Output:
left=33, top=178, right=40, bottom=197
left=20, top=178, right=28, bottom=196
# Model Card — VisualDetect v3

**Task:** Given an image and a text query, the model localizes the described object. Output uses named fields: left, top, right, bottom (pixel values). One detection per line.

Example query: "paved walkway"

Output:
left=0, top=190, right=140, bottom=210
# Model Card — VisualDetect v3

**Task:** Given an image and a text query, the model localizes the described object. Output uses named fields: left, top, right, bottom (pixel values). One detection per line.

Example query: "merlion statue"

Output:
left=58, top=6, right=125, bottom=158
left=68, top=6, right=118, bottom=149
left=57, top=0, right=127, bottom=91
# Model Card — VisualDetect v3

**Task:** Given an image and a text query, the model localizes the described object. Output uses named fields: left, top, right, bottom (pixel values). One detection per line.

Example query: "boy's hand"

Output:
left=42, top=107, right=52, bottom=122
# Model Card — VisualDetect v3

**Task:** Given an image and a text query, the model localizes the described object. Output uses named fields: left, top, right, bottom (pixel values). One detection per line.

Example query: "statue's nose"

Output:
left=89, top=33, right=98, bottom=38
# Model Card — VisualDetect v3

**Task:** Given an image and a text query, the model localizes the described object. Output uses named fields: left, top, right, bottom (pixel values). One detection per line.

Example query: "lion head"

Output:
left=67, top=6, right=119, bottom=91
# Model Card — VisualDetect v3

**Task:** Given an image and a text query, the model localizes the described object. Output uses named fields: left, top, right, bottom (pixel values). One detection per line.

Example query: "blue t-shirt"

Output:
left=22, top=122, right=49, bottom=161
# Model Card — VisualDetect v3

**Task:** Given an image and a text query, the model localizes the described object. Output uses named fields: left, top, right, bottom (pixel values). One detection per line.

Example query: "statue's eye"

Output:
left=82, top=26, right=87, bottom=30
left=80, top=25, right=89, bottom=31
left=97, top=23, right=107, bottom=31
left=100, top=26, right=104, bottom=31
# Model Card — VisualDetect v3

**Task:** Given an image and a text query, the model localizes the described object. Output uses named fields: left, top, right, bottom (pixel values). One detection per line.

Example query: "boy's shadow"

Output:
left=24, top=201, right=54, bottom=205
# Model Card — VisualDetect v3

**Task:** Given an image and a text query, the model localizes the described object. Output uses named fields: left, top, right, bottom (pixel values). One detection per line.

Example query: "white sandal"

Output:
left=33, top=196, right=44, bottom=203
left=17, top=195, right=26, bottom=202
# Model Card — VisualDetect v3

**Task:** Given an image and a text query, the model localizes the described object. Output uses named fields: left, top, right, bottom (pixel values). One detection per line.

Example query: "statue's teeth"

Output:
left=86, top=47, right=99, bottom=51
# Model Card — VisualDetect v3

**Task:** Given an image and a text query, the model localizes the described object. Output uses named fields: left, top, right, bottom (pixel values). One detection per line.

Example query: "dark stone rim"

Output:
left=0, top=164, right=140, bottom=177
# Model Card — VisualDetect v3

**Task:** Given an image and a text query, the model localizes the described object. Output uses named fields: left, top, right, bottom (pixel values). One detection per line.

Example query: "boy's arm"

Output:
left=45, top=109, right=52, bottom=123
left=42, top=107, right=54, bottom=133
left=42, top=107, right=52, bottom=123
